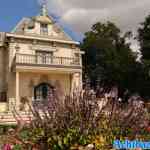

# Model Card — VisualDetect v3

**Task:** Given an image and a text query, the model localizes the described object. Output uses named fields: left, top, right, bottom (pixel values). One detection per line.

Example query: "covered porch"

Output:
left=8, top=70, right=82, bottom=112
left=0, top=68, right=82, bottom=113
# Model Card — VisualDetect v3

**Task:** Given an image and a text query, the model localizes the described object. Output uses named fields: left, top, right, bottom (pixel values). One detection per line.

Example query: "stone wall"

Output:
left=0, top=46, right=9, bottom=112
left=0, top=47, right=8, bottom=92
left=0, top=47, right=4, bottom=92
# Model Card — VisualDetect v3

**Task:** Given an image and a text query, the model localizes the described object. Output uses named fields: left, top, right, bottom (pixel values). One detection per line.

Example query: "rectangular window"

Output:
left=74, top=53, right=80, bottom=65
left=40, top=23, right=48, bottom=35
left=36, top=51, right=53, bottom=64
left=0, top=92, right=7, bottom=102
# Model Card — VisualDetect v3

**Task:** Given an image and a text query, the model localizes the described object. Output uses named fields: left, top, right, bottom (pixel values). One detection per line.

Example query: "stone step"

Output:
left=0, top=111, right=47, bottom=124
left=0, top=112, right=34, bottom=125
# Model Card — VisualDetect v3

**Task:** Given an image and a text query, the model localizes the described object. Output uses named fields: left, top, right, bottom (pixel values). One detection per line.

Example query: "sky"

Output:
left=0, top=0, right=39, bottom=31
left=1, top=0, right=150, bottom=50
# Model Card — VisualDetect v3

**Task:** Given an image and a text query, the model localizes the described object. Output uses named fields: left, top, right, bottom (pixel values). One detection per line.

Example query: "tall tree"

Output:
left=138, top=15, right=150, bottom=61
left=81, top=22, right=138, bottom=95
left=137, top=15, right=150, bottom=99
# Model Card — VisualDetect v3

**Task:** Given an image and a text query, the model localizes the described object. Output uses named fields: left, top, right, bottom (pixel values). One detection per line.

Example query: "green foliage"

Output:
left=81, top=20, right=150, bottom=98
left=19, top=128, right=32, bottom=141
left=12, top=144, right=22, bottom=150
left=29, top=127, right=91, bottom=150
left=137, top=14, right=150, bottom=98
left=30, top=127, right=45, bottom=142
left=0, top=124, right=16, bottom=134
left=81, top=21, right=137, bottom=92
left=138, top=14, right=150, bottom=60
left=1, top=93, right=150, bottom=149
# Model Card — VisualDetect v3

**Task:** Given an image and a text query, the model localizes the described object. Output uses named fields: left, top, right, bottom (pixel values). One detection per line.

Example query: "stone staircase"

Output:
left=0, top=112, right=33, bottom=125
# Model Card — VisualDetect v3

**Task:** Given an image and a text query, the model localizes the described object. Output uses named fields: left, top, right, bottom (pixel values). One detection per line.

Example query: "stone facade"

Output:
left=0, top=5, right=84, bottom=113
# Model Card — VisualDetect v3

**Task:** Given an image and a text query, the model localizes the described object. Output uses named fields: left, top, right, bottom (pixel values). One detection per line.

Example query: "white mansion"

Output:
left=0, top=5, right=84, bottom=123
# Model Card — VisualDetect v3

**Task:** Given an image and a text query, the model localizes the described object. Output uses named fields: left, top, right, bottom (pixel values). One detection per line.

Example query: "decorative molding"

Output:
left=74, top=50, right=85, bottom=54
left=71, top=44, right=76, bottom=49
left=15, top=44, right=20, bottom=52
left=16, top=63, right=82, bottom=69
left=52, top=41, right=57, bottom=47
left=33, top=39, right=37, bottom=45
left=9, top=38, right=33, bottom=44
left=6, top=33, right=79, bottom=45
left=10, top=38, right=15, bottom=43
left=31, top=45, right=57, bottom=52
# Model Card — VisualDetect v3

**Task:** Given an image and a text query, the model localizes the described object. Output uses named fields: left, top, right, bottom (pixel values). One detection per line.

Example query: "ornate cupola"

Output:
left=34, top=1, right=53, bottom=24
left=11, top=1, right=74, bottom=41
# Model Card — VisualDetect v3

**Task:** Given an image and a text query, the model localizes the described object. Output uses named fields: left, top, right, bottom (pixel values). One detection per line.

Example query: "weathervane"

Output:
left=40, top=0, right=48, bottom=16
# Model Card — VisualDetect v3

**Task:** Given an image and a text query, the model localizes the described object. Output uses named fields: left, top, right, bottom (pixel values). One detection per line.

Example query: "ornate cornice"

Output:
left=6, top=33, right=79, bottom=45
left=30, top=45, right=57, bottom=52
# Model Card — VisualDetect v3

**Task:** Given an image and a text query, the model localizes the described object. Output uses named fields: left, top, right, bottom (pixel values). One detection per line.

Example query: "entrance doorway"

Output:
left=34, top=83, right=54, bottom=103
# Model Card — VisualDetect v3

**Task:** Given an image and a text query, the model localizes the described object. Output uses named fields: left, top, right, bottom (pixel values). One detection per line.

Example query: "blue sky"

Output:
left=1, top=0, right=149, bottom=47
left=0, top=0, right=39, bottom=32
left=0, top=0, right=82, bottom=41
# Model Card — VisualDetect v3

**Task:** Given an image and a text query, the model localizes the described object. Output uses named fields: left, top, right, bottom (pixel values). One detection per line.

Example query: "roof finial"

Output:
left=41, top=0, right=48, bottom=16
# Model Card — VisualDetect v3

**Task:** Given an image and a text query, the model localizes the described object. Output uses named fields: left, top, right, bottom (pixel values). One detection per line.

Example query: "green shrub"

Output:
left=10, top=88, right=150, bottom=149
left=12, top=144, right=22, bottom=150
left=0, top=124, right=16, bottom=134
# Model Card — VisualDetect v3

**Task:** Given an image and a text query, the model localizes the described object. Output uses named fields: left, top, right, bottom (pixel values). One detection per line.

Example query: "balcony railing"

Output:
left=15, top=53, right=81, bottom=67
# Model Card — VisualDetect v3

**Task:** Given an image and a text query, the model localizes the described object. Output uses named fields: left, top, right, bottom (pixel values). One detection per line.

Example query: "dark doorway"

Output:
left=34, top=83, right=53, bottom=101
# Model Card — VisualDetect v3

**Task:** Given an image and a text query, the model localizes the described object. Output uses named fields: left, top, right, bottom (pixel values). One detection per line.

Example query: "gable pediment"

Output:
left=12, top=15, right=74, bottom=42
left=30, top=44, right=57, bottom=52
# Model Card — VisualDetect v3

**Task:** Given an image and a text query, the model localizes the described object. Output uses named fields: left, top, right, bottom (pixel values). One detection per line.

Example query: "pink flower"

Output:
left=147, top=126, right=150, bottom=133
left=3, top=144, right=12, bottom=150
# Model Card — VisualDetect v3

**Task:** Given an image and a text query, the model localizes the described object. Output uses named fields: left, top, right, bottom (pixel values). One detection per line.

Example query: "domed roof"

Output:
left=33, top=4, right=53, bottom=24
left=33, top=15, right=53, bottom=24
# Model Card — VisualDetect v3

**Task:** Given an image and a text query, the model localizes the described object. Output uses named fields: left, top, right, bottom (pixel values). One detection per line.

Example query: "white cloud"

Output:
left=38, top=0, right=150, bottom=33
left=38, top=0, right=150, bottom=50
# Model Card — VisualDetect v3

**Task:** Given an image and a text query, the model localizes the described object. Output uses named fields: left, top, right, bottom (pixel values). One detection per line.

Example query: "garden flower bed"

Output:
left=0, top=88, right=150, bottom=150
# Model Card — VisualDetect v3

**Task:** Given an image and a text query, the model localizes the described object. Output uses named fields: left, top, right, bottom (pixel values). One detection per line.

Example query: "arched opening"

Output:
left=34, top=83, right=54, bottom=101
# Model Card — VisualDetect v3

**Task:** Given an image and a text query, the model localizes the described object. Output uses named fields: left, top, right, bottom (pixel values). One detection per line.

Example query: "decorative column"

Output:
left=79, top=72, right=83, bottom=90
left=71, top=72, right=82, bottom=93
left=16, top=71, right=20, bottom=110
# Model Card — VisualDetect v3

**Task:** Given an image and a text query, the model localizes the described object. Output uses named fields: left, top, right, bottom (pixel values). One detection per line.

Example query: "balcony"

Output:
left=13, top=53, right=81, bottom=72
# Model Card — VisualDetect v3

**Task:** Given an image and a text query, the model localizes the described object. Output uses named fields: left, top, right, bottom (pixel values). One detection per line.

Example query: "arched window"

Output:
left=34, top=83, right=53, bottom=101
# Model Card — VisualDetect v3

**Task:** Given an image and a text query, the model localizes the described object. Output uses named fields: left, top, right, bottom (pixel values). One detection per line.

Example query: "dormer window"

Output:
left=40, top=23, right=48, bottom=35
